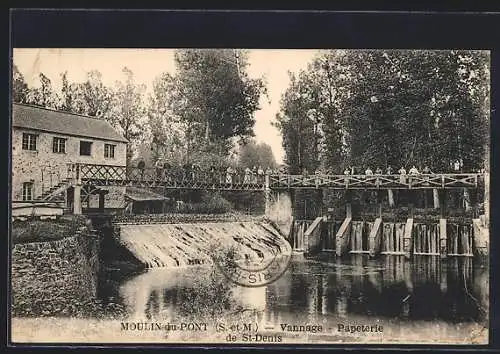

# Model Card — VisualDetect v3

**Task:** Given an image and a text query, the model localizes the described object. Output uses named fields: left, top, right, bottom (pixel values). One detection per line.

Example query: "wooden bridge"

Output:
left=67, top=163, right=482, bottom=191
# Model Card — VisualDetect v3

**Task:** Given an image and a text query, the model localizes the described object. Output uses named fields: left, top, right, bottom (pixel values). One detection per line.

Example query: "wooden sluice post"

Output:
left=388, top=189, right=395, bottom=207
left=439, top=218, right=447, bottom=259
left=73, top=163, right=82, bottom=215
left=368, top=217, right=382, bottom=258
left=433, top=189, right=440, bottom=209
left=336, top=203, right=352, bottom=257
left=403, top=216, right=414, bottom=259
left=304, top=216, right=323, bottom=256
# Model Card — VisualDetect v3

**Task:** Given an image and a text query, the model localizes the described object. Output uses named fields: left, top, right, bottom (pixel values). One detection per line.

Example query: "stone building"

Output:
left=11, top=103, right=128, bottom=212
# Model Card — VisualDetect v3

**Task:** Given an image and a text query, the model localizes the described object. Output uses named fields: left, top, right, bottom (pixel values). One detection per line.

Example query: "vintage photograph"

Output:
left=10, top=48, right=490, bottom=344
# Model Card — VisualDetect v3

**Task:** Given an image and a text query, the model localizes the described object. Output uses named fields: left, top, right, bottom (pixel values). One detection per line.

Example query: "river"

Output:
left=94, top=254, right=488, bottom=344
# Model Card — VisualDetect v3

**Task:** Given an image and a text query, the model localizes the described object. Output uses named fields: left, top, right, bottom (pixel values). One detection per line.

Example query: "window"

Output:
left=53, top=137, right=66, bottom=153
left=22, top=133, right=37, bottom=151
left=104, top=144, right=115, bottom=158
left=80, top=141, right=92, bottom=156
left=22, top=182, right=33, bottom=201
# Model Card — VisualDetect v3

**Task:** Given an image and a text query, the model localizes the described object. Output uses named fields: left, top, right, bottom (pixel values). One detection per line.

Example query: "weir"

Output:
left=112, top=221, right=291, bottom=269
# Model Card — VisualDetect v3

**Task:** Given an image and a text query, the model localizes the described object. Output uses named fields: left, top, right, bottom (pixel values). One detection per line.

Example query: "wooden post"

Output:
left=98, top=191, right=105, bottom=212
left=403, top=218, right=414, bottom=259
left=264, top=174, right=271, bottom=215
left=335, top=204, right=352, bottom=257
left=440, top=190, right=447, bottom=219
left=433, top=189, right=440, bottom=209
left=388, top=189, right=395, bottom=207
left=439, top=218, right=447, bottom=259
left=369, top=217, right=382, bottom=258
left=73, top=184, right=82, bottom=215
left=346, top=203, right=352, bottom=219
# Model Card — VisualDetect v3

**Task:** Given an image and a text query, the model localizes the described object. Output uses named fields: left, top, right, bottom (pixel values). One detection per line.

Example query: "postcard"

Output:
left=10, top=47, right=489, bottom=345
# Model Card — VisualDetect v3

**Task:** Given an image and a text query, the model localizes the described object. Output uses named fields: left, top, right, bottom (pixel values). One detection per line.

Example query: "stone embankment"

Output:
left=11, top=224, right=100, bottom=316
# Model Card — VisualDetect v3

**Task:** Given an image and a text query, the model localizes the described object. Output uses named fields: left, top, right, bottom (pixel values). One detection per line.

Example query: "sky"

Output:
left=12, top=48, right=321, bottom=163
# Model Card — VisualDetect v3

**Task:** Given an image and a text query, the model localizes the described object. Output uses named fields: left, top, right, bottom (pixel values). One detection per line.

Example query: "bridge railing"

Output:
left=269, top=173, right=481, bottom=189
left=67, top=163, right=482, bottom=190
left=69, top=163, right=267, bottom=189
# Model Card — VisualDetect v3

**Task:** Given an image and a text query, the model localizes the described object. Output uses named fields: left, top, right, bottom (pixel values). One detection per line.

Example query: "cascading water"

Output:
left=117, top=221, right=290, bottom=268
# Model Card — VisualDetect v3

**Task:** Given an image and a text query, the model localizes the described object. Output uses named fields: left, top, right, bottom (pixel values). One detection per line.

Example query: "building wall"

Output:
left=12, top=128, right=127, bottom=201
left=87, top=186, right=127, bottom=209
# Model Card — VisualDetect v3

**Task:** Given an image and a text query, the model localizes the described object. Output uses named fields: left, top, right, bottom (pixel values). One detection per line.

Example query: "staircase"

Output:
left=35, top=179, right=71, bottom=202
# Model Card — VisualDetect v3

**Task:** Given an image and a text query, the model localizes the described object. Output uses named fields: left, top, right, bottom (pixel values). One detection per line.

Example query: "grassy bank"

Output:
left=11, top=215, right=89, bottom=245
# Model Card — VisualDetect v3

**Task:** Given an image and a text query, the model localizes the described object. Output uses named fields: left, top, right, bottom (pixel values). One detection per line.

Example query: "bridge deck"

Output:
left=68, top=163, right=481, bottom=190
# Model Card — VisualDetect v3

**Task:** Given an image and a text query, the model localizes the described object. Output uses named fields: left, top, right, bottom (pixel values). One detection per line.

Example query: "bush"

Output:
left=178, top=193, right=234, bottom=214
left=177, top=247, right=236, bottom=320
left=11, top=216, right=90, bottom=245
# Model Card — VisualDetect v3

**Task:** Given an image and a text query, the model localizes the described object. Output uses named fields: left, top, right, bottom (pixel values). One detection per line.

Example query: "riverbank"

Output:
left=11, top=216, right=129, bottom=318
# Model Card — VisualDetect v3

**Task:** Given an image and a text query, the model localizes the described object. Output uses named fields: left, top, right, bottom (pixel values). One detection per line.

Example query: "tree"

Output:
left=12, top=65, right=29, bottom=103
left=274, top=71, right=322, bottom=174
left=238, top=139, right=277, bottom=170
left=278, top=49, right=489, bottom=176
left=68, top=70, right=114, bottom=118
left=25, top=73, right=59, bottom=109
left=147, top=72, right=188, bottom=165
left=165, top=49, right=267, bottom=157
left=110, top=67, right=147, bottom=166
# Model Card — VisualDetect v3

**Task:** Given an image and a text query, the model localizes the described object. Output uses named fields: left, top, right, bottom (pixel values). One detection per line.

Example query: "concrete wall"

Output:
left=11, top=233, right=100, bottom=316
left=12, top=128, right=126, bottom=201
left=265, top=191, right=293, bottom=236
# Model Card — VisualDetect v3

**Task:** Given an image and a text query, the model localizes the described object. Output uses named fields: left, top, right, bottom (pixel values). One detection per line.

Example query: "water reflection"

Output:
left=99, top=255, right=487, bottom=325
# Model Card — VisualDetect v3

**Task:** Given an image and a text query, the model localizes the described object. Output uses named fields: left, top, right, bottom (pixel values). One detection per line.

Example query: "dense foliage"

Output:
left=275, top=50, right=490, bottom=175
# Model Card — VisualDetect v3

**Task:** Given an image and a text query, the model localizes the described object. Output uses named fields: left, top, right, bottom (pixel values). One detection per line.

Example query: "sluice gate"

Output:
left=289, top=217, right=478, bottom=259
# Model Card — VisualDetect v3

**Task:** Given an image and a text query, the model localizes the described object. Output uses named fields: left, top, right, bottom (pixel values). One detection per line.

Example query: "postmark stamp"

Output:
left=213, top=235, right=293, bottom=287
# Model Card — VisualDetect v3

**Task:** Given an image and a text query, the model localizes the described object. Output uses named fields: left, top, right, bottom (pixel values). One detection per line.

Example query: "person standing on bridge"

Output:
left=408, top=165, right=419, bottom=186
left=409, top=165, right=419, bottom=175
left=422, top=165, right=432, bottom=186
left=209, top=165, right=216, bottom=185
left=226, top=166, right=234, bottom=184
left=244, top=167, right=251, bottom=184
left=398, top=166, right=407, bottom=184
left=386, top=165, right=393, bottom=175
left=257, top=165, right=264, bottom=184
left=155, top=159, right=164, bottom=180
left=252, top=166, right=258, bottom=184
left=137, top=160, right=146, bottom=181
left=191, top=163, right=199, bottom=182
left=344, top=167, right=351, bottom=186
left=375, top=167, right=383, bottom=187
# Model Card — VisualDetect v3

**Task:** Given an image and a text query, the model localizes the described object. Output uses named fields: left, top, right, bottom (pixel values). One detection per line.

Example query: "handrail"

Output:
left=65, top=163, right=484, bottom=190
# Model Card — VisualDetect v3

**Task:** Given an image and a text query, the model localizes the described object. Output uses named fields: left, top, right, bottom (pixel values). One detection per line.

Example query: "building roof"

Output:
left=12, top=103, right=128, bottom=143
left=125, top=187, right=169, bottom=202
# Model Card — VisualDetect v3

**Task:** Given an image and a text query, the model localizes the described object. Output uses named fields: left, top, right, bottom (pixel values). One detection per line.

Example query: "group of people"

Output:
left=135, top=159, right=280, bottom=185
left=341, top=165, right=433, bottom=176
left=136, top=157, right=440, bottom=185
